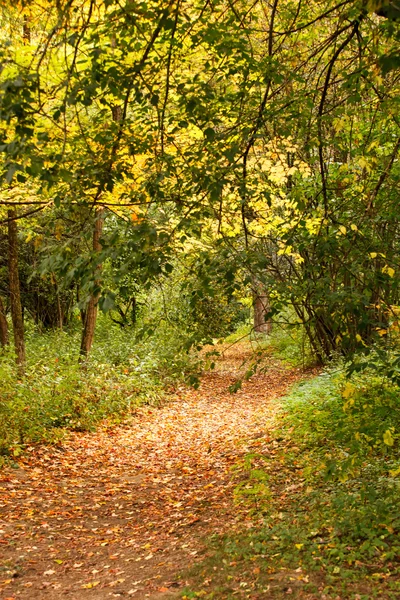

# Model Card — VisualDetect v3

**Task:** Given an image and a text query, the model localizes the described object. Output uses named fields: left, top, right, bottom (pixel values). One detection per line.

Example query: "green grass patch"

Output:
left=182, top=369, right=400, bottom=599
left=0, top=315, right=201, bottom=462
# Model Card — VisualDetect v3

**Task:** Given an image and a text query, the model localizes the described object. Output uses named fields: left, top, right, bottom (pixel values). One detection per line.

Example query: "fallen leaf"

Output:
left=82, top=581, right=100, bottom=589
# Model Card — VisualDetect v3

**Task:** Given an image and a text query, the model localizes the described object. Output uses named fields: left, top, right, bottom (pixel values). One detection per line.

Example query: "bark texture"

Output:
left=79, top=209, right=104, bottom=359
left=0, top=296, right=9, bottom=347
left=8, top=210, right=26, bottom=374
left=253, top=289, right=272, bottom=334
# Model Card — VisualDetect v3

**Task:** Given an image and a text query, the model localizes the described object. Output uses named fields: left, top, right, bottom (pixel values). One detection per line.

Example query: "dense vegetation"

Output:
left=1, top=1, right=400, bottom=596
left=1, top=0, right=400, bottom=426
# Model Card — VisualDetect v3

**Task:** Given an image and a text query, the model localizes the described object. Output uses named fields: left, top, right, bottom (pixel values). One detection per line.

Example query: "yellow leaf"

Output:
left=350, top=223, right=358, bottom=231
left=370, top=252, right=377, bottom=258
left=358, top=157, right=371, bottom=172
left=339, top=225, right=347, bottom=235
left=368, top=140, right=379, bottom=151
left=295, top=543, right=304, bottom=550
left=82, top=581, right=100, bottom=589
left=355, top=334, right=367, bottom=347
left=377, top=328, right=388, bottom=337
left=342, top=382, right=356, bottom=399
left=382, top=265, right=395, bottom=278
left=389, top=465, right=400, bottom=477
left=383, top=429, right=395, bottom=447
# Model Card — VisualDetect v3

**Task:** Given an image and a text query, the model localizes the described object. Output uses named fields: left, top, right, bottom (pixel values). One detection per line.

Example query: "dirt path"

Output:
left=0, top=344, right=304, bottom=600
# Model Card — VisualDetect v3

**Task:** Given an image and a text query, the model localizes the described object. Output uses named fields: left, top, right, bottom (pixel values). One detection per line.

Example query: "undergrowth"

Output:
left=183, top=367, right=400, bottom=599
left=0, top=315, right=201, bottom=462
left=266, top=310, right=315, bottom=368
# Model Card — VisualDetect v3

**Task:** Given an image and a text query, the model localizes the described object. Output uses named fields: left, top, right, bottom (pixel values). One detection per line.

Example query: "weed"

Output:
left=0, top=314, right=201, bottom=457
left=182, top=367, right=400, bottom=599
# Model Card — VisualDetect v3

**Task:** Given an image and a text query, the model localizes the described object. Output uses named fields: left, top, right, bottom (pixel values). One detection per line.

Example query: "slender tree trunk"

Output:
left=79, top=60, right=117, bottom=360
left=8, top=210, right=26, bottom=375
left=79, top=209, right=104, bottom=360
left=0, top=296, right=9, bottom=347
left=52, top=274, right=63, bottom=330
left=253, top=284, right=271, bottom=334
left=23, top=16, right=31, bottom=43
left=57, top=290, right=63, bottom=331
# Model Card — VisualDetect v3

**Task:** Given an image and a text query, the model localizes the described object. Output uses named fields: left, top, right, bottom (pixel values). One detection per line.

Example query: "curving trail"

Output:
left=0, top=344, right=303, bottom=600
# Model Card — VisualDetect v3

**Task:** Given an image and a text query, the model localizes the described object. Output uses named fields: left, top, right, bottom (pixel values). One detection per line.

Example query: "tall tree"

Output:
left=79, top=208, right=104, bottom=359
left=0, top=295, right=8, bottom=348
left=8, top=210, right=25, bottom=374
left=253, top=289, right=271, bottom=335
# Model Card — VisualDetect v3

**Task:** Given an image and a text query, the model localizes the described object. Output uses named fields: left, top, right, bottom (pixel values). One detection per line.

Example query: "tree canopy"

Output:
left=1, top=0, right=400, bottom=368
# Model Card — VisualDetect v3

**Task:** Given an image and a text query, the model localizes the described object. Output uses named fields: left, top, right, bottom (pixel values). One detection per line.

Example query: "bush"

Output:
left=187, top=367, right=400, bottom=599
left=0, top=311, right=202, bottom=460
left=281, top=368, right=400, bottom=478
left=251, top=308, right=315, bottom=367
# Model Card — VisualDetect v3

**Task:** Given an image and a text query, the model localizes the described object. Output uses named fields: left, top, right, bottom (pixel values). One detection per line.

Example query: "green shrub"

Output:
left=265, top=309, right=315, bottom=367
left=187, top=368, right=400, bottom=598
left=0, top=311, right=202, bottom=459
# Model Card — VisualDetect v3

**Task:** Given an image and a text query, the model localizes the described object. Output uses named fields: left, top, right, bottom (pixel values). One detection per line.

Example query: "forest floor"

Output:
left=0, top=342, right=309, bottom=600
left=2, top=343, right=398, bottom=600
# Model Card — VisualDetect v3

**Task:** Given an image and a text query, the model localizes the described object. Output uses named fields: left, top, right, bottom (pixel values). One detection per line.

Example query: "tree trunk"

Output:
left=8, top=210, right=26, bottom=375
left=253, top=287, right=271, bottom=334
left=79, top=75, right=117, bottom=360
left=23, top=15, right=31, bottom=43
left=0, top=296, right=9, bottom=347
left=79, top=209, right=104, bottom=360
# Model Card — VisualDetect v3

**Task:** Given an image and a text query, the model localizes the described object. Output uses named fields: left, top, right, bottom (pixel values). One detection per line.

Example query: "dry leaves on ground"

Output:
left=0, top=343, right=304, bottom=600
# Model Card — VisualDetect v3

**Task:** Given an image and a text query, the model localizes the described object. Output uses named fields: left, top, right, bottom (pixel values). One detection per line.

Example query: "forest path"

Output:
left=0, top=343, right=304, bottom=600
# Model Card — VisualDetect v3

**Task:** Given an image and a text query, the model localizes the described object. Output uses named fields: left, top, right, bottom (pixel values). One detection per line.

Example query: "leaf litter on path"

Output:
left=0, top=343, right=305, bottom=600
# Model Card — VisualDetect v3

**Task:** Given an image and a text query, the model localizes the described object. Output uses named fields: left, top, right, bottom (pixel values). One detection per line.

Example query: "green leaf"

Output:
left=5, top=164, right=16, bottom=183
left=383, top=429, right=394, bottom=447
left=204, top=127, right=215, bottom=141
left=229, top=380, right=242, bottom=394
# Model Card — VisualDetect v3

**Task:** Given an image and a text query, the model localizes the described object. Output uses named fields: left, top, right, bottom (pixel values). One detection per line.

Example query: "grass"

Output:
left=181, top=364, right=400, bottom=599
left=0, top=314, right=201, bottom=462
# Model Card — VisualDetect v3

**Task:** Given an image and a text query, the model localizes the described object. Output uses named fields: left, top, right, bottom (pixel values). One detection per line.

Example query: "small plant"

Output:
left=265, top=309, right=315, bottom=367
left=183, top=366, right=400, bottom=599
left=0, top=312, right=203, bottom=457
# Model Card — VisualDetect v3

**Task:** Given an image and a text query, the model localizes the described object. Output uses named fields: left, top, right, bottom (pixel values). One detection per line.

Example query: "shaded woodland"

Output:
left=1, top=2, right=400, bottom=598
